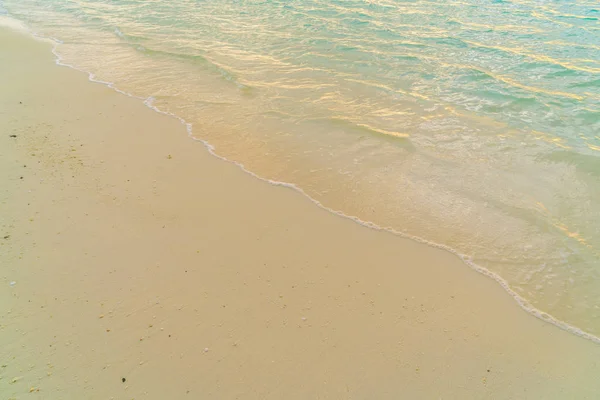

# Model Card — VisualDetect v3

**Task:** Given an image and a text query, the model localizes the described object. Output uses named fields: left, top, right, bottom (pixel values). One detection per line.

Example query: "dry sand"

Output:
left=1, top=27, right=599, bottom=399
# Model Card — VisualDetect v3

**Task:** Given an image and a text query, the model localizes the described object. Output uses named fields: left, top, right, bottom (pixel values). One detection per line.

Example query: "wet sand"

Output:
left=1, top=27, right=599, bottom=399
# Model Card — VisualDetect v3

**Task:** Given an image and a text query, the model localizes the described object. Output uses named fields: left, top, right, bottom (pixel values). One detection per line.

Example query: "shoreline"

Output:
left=2, top=26, right=600, bottom=399
left=18, top=17, right=600, bottom=346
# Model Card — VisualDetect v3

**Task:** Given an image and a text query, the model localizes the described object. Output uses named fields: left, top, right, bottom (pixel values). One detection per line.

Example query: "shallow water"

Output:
left=4, top=0, right=600, bottom=339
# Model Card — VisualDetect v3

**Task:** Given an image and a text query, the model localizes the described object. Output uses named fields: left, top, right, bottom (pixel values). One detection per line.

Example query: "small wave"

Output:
left=451, top=63, right=586, bottom=101
left=570, top=78, right=600, bottom=89
left=128, top=44, right=252, bottom=92
left=426, top=36, right=470, bottom=49
left=462, top=39, right=600, bottom=75
left=552, top=12, right=599, bottom=22
left=112, top=27, right=148, bottom=43
left=542, top=150, right=600, bottom=177
left=307, top=116, right=414, bottom=144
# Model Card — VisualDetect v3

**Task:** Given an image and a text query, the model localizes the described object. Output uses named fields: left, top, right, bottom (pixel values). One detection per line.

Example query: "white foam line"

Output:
left=6, top=18, right=600, bottom=346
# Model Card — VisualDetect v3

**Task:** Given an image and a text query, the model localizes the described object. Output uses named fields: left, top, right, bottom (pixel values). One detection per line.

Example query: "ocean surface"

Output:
left=3, top=0, right=599, bottom=340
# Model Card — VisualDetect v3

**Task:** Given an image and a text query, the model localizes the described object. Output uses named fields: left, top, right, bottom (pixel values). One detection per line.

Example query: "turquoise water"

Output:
left=3, top=0, right=600, bottom=340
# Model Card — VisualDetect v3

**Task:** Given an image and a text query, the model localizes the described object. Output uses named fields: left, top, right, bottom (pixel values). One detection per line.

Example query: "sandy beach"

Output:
left=1, top=27, right=600, bottom=399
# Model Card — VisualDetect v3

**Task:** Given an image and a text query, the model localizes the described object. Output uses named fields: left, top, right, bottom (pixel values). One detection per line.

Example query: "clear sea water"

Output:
left=3, top=0, right=600, bottom=340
